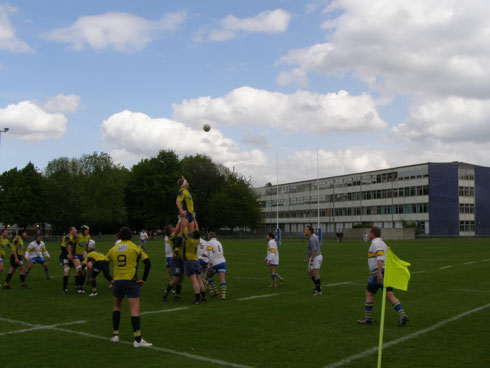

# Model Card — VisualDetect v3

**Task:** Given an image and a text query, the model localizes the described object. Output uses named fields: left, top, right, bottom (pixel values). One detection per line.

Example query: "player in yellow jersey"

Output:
left=0, top=228, right=12, bottom=277
left=83, top=240, right=113, bottom=297
left=3, top=229, right=29, bottom=289
left=73, top=225, right=90, bottom=293
left=176, top=177, right=197, bottom=233
left=60, top=226, right=77, bottom=294
left=106, top=227, right=152, bottom=347
left=181, top=223, right=207, bottom=305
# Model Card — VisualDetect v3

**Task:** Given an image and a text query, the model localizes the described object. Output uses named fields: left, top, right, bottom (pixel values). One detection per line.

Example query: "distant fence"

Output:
left=343, top=228, right=416, bottom=240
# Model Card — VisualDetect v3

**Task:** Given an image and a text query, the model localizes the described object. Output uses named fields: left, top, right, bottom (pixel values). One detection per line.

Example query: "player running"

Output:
left=25, top=234, right=51, bottom=280
left=60, top=226, right=77, bottom=293
left=205, top=232, right=228, bottom=300
left=106, top=227, right=152, bottom=347
left=357, top=227, right=409, bottom=326
left=83, top=240, right=113, bottom=297
left=265, top=232, right=284, bottom=288
left=0, top=228, right=12, bottom=277
left=3, top=229, right=30, bottom=289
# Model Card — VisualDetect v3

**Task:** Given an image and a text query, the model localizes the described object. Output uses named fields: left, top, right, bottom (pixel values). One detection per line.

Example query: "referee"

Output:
left=106, top=227, right=152, bottom=347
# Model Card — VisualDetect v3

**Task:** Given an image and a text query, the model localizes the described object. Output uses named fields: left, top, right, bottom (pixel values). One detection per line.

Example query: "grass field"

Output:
left=1, top=235, right=489, bottom=368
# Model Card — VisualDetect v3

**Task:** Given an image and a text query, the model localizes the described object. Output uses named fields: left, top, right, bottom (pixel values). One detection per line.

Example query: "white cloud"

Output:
left=0, top=4, right=31, bottom=52
left=278, top=0, right=490, bottom=99
left=0, top=101, right=67, bottom=140
left=172, top=86, right=387, bottom=134
left=44, top=10, right=187, bottom=51
left=42, top=93, right=81, bottom=114
left=392, top=97, right=490, bottom=144
left=101, top=110, right=267, bottom=170
left=204, top=9, right=291, bottom=42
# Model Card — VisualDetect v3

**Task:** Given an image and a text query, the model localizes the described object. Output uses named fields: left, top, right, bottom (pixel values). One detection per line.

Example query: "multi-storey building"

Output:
left=255, top=162, right=490, bottom=236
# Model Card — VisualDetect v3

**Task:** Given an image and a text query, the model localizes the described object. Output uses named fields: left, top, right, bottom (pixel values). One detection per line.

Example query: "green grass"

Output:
left=1, top=236, right=490, bottom=368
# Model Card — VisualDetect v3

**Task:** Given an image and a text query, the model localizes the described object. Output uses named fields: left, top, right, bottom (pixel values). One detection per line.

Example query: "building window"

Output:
left=460, top=221, right=475, bottom=232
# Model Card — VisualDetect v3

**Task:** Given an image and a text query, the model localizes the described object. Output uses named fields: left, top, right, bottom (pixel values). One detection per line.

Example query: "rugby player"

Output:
left=60, top=226, right=77, bottom=293
left=25, top=234, right=51, bottom=280
left=139, top=229, right=148, bottom=251
left=176, top=177, right=196, bottom=234
left=206, top=232, right=228, bottom=299
left=83, top=240, right=113, bottom=297
left=73, top=225, right=90, bottom=293
left=305, top=226, right=323, bottom=296
left=198, top=236, right=209, bottom=281
left=181, top=224, right=207, bottom=304
left=0, top=228, right=11, bottom=276
left=164, top=233, right=172, bottom=276
left=3, top=229, right=29, bottom=289
left=106, top=226, right=152, bottom=347
left=357, top=227, right=409, bottom=326
left=162, top=224, right=184, bottom=302
left=265, top=232, right=284, bottom=288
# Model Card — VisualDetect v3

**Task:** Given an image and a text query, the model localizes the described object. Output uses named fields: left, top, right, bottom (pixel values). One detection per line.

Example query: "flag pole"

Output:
left=377, top=248, right=389, bottom=368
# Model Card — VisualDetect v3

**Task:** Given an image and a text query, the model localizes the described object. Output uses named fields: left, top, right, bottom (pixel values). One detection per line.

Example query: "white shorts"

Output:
left=309, top=255, right=323, bottom=270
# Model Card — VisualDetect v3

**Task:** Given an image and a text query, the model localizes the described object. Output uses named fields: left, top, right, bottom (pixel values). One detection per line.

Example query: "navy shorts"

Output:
left=166, top=257, right=172, bottom=268
left=171, top=259, right=184, bottom=276
left=73, top=254, right=85, bottom=262
left=113, top=280, right=140, bottom=299
left=184, top=260, right=201, bottom=276
left=59, top=254, right=74, bottom=268
left=185, top=211, right=195, bottom=223
left=199, top=259, right=209, bottom=269
left=366, top=269, right=393, bottom=294
left=9, top=254, right=23, bottom=268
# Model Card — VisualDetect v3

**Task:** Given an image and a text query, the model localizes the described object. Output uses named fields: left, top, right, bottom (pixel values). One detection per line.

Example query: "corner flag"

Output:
left=384, top=247, right=411, bottom=291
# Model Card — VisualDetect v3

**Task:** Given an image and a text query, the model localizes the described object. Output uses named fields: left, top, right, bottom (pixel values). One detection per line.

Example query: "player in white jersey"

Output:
left=25, top=234, right=51, bottom=280
left=140, top=229, right=148, bottom=251
left=164, top=235, right=173, bottom=276
left=357, top=227, right=409, bottom=326
left=198, top=238, right=209, bottom=280
left=205, top=232, right=227, bottom=300
left=265, top=232, right=284, bottom=288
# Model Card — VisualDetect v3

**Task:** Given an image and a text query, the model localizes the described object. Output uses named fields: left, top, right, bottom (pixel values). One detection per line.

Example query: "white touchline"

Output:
left=237, top=293, right=279, bottom=301
left=324, top=302, right=490, bottom=368
left=464, top=261, right=476, bottom=265
left=140, top=307, right=190, bottom=315
left=439, top=265, right=453, bottom=270
left=0, top=317, right=253, bottom=368
left=0, top=320, right=86, bottom=337
left=324, top=282, right=358, bottom=287
left=411, top=271, right=427, bottom=274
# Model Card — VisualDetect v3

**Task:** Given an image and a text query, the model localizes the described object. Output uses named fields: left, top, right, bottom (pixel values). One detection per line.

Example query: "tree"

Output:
left=125, top=150, right=182, bottom=230
left=208, top=170, right=263, bottom=232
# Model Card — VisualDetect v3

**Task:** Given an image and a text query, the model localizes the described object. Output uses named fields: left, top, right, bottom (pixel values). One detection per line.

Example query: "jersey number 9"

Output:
left=117, top=254, right=127, bottom=267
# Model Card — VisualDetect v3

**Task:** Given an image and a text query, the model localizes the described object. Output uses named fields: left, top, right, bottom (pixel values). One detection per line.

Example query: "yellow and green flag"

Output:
left=384, top=247, right=411, bottom=291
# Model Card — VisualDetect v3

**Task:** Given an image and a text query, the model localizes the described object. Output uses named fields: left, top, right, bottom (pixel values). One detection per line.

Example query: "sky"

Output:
left=1, top=0, right=490, bottom=187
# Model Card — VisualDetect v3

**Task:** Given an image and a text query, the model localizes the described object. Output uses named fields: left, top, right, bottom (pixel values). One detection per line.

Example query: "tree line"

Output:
left=0, top=151, right=263, bottom=234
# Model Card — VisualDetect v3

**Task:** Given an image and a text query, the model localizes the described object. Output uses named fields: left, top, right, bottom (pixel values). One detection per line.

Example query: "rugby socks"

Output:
left=112, top=311, right=121, bottom=335
left=81, top=274, right=86, bottom=287
left=207, top=279, right=218, bottom=295
left=63, top=275, right=69, bottom=290
left=220, top=281, right=227, bottom=298
left=44, top=267, right=49, bottom=277
left=194, top=293, right=201, bottom=302
left=201, top=291, right=206, bottom=298
left=20, top=274, right=26, bottom=285
left=131, top=316, right=142, bottom=342
left=163, top=283, right=173, bottom=298
left=5, top=273, right=12, bottom=285
left=175, top=284, right=182, bottom=296
left=393, top=302, right=408, bottom=318
left=75, top=275, right=81, bottom=290
left=270, top=274, right=277, bottom=287
left=310, top=275, right=316, bottom=285
left=314, top=278, right=322, bottom=292
left=364, top=302, right=374, bottom=320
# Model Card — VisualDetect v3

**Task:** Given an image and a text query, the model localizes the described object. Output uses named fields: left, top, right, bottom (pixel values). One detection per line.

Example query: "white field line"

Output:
left=451, top=289, right=490, bottom=293
left=481, top=259, right=490, bottom=262
left=325, top=302, right=490, bottom=368
left=411, top=271, right=427, bottom=274
left=464, top=261, right=476, bottom=265
left=237, top=293, right=279, bottom=301
left=439, top=265, right=453, bottom=270
left=0, top=317, right=253, bottom=368
left=141, top=307, right=190, bottom=315
left=0, top=319, right=86, bottom=336
left=324, top=282, right=358, bottom=287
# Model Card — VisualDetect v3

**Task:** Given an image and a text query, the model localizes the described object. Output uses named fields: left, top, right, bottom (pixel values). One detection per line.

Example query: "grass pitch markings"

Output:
left=451, top=288, right=490, bottom=294
left=439, top=265, right=453, bottom=270
left=324, top=302, right=490, bottom=368
left=324, top=281, right=359, bottom=287
left=463, top=261, right=476, bottom=265
left=0, top=317, right=253, bottom=368
left=237, top=293, right=280, bottom=301
left=140, top=307, right=190, bottom=316
left=0, top=319, right=86, bottom=337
